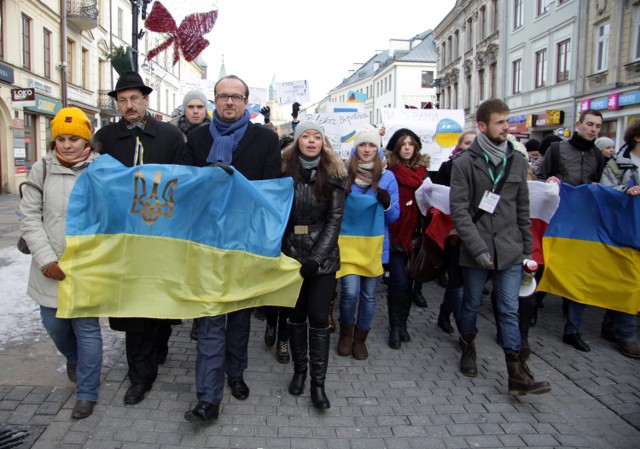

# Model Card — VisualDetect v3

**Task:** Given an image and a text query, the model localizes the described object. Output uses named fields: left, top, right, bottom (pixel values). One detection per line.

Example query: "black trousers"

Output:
left=125, top=318, right=173, bottom=385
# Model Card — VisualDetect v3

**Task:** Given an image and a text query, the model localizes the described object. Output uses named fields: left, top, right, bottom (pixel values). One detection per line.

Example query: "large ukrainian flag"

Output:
left=336, top=193, right=384, bottom=278
left=57, top=155, right=303, bottom=319
left=538, top=183, right=640, bottom=314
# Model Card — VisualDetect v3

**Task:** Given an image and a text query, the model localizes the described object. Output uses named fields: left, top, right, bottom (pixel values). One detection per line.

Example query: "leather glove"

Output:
left=299, top=259, right=319, bottom=279
left=475, top=252, right=494, bottom=269
left=209, top=162, right=234, bottom=175
left=376, top=188, right=391, bottom=209
left=42, top=262, right=66, bottom=281
left=291, top=102, right=301, bottom=119
left=260, top=106, right=270, bottom=123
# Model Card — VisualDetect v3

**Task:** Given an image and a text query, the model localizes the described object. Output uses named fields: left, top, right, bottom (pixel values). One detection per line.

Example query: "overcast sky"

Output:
left=166, top=0, right=457, bottom=105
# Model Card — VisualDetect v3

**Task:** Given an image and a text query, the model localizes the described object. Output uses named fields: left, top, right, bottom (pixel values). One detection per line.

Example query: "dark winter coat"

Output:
left=180, top=121, right=281, bottom=180
left=94, top=114, right=185, bottom=166
left=537, top=134, right=604, bottom=186
left=94, top=115, right=185, bottom=332
left=280, top=147, right=347, bottom=276
left=450, top=139, right=532, bottom=270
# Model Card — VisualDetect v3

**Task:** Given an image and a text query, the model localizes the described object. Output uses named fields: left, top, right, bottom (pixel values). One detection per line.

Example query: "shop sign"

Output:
left=11, top=88, right=36, bottom=106
left=508, top=115, right=528, bottom=133
left=27, top=78, right=54, bottom=95
left=618, top=91, right=640, bottom=107
left=24, top=94, right=63, bottom=116
left=0, top=62, right=14, bottom=84
left=580, top=99, right=591, bottom=112
left=546, top=110, right=563, bottom=125
left=589, top=97, right=608, bottom=110
left=607, top=94, right=620, bottom=110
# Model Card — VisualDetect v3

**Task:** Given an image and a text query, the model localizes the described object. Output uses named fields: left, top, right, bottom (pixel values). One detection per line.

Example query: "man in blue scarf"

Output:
left=180, top=75, right=281, bottom=423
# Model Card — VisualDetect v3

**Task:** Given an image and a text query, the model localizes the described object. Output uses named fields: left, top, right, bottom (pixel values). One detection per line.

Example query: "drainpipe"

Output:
left=59, top=0, right=68, bottom=107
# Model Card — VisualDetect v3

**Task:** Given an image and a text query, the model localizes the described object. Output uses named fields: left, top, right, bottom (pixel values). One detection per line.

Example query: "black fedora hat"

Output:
left=108, top=71, right=153, bottom=98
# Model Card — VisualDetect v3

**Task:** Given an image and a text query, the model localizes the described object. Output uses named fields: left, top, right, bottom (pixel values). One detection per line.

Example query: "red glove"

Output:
left=42, top=262, right=66, bottom=281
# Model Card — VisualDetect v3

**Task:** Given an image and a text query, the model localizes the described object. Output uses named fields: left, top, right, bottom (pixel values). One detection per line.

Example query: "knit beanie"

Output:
left=354, top=125, right=381, bottom=148
left=294, top=121, right=325, bottom=143
left=385, top=128, right=422, bottom=152
left=524, top=138, right=541, bottom=153
left=182, top=90, right=208, bottom=111
left=51, top=107, right=92, bottom=141
left=595, top=136, right=615, bottom=151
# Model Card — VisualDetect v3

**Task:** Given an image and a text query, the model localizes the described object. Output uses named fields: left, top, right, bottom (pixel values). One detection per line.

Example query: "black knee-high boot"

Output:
left=288, top=320, right=308, bottom=396
left=399, top=294, right=412, bottom=342
left=387, top=295, right=401, bottom=349
left=308, top=326, right=330, bottom=409
left=518, top=295, right=536, bottom=361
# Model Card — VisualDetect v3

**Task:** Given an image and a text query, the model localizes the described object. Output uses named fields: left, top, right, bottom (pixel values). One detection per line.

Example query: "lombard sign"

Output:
left=11, top=88, right=36, bottom=106
left=24, top=94, right=62, bottom=115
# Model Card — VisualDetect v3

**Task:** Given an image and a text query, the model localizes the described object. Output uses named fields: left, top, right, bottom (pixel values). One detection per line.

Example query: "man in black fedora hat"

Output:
left=94, top=70, right=185, bottom=406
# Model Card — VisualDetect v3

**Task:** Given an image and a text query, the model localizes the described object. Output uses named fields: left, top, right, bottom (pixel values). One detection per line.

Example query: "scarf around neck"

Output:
left=354, top=157, right=387, bottom=189
left=206, top=110, right=250, bottom=165
left=477, top=132, right=507, bottom=166
left=54, top=147, right=91, bottom=167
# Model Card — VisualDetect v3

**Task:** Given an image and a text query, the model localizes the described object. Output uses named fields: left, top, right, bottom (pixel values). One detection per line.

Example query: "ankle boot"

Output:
left=309, top=326, right=331, bottom=409
left=352, top=327, right=370, bottom=360
left=437, top=301, right=454, bottom=334
left=287, top=320, right=308, bottom=395
left=327, top=287, right=337, bottom=333
left=337, top=323, right=354, bottom=357
left=387, top=296, right=401, bottom=349
left=399, top=294, right=412, bottom=342
left=460, top=333, right=478, bottom=377
left=505, top=351, right=551, bottom=396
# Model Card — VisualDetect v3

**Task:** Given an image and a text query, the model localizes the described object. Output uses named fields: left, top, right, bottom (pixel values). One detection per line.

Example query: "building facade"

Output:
left=504, top=0, right=579, bottom=142
left=575, top=0, right=640, bottom=147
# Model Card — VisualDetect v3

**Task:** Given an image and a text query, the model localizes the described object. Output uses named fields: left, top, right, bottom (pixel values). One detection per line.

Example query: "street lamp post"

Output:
left=430, top=78, right=443, bottom=109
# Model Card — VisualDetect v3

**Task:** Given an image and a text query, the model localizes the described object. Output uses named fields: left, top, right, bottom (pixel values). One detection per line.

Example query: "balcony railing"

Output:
left=98, top=90, right=119, bottom=116
left=67, top=0, right=98, bottom=31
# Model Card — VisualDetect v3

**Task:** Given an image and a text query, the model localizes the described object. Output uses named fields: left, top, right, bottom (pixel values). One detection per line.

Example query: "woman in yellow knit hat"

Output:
left=18, top=107, right=102, bottom=420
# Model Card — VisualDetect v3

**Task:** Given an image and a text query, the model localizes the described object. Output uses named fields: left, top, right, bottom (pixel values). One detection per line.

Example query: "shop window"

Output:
left=24, top=113, right=37, bottom=171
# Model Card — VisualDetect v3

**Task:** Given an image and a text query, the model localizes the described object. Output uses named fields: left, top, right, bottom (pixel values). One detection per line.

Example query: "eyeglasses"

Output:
left=215, top=94, right=246, bottom=103
left=117, top=96, right=146, bottom=105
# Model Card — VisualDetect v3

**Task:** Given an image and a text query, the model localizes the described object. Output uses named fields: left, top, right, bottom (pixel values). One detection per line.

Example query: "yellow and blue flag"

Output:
left=336, top=194, right=384, bottom=278
left=57, top=155, right=303, bottom=319
left=538, top=183, right=640, bottom=314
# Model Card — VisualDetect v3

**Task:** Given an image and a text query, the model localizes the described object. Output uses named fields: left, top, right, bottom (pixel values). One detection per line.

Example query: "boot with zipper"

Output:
left=309, top=326, right=331, bottom=409
left=287, top=320, right=308, bottom=395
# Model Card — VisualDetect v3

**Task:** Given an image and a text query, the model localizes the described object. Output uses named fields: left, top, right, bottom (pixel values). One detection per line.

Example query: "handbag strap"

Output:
left=472, top=152, right=514, bottom=224
left=18, top=159, right=47, bottom=199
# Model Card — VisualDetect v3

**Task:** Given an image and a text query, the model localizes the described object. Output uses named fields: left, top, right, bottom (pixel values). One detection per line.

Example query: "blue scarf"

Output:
left=206, top=110, right=251, bottom=165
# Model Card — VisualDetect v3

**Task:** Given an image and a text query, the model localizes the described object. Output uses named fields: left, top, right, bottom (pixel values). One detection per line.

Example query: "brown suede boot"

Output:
left=505, top=351, right=551, bottom=396
left=460, top=333, right=478, bottom=377
left=352, top=327, right=370, bottom=360
left=337, top=323, right=354, bottom=356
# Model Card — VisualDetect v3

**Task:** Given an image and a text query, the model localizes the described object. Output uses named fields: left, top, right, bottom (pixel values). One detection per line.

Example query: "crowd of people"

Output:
left=18, top=69, right=639, bottom=422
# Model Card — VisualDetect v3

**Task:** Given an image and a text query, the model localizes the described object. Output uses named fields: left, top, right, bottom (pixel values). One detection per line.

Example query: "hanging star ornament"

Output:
left=144, top=2, right=218, bottom=65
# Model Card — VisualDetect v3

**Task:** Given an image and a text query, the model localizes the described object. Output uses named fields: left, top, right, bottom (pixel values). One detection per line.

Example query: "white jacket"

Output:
left=19, top=151, right=99, bottom=307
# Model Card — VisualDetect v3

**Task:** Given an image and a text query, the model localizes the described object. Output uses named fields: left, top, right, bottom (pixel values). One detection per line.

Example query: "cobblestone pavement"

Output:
left=1, top=193, right=638, bottom=449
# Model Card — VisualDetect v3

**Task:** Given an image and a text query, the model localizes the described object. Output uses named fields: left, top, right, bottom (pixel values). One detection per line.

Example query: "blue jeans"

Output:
left=602, top=309, right=638, bottom=342
left=460, top=265, right=522, bottom=352
left=339, top=275, right=380, bottom=330
left=388, top=250, right=412, bottom=297
left=563, top=299, right=586, bottom=336
left=40, top=306, right=102, bottom=401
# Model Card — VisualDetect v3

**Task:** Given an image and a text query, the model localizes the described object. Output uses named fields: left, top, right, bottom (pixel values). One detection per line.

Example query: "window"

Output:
left=454, top=30, right=459, bottom=60
left=43, top=29, right=51, bottom=78
left=491, top=0, right=498, bottom=34
left=512, top=59, right=522, bottom=94
left=489, top=63, right=497, bottom=99
left=595, top=22, right=609, bottom=72
left=465, top=75, right=472, bottom=109
left=82, top=47, right=89, bottom=89
left=452, top=83, right=458, bottom=109
left=478, top=69, right=485, bottom=101
left=535, top=49, right=547, bottom=88
left=21, top=14, right=31, bottom=70
left=634, top=7, right=640, bottom=61
left=447, top=36, right=452, bottom=63
left=466, top=18, right=473, bottom=51
left=421, top=71, right=434, bottom=88
left=117, top=8, right=123, bottom=39
left=442, top=42, right=447, bottom=66
left=0, top=0, right=4, bottom=60
left=536, top=0, right=550, bottom=17
left=479, top=6, right=486, bottom=41
left=67, top=39, right=74, bottom=84
left=513, top=0, right=524, bottom=30
left=556, top=39, right=570, bottom=82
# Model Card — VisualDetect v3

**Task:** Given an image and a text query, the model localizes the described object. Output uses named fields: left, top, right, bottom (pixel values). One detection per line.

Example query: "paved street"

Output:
left=0, top=193, right=638, bottom=449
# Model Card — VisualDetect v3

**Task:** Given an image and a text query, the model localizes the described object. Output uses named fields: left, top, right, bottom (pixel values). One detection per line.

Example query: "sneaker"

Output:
left=277, top=340, right=290, bottom=364
left=264, top=324, right=276, bottom=347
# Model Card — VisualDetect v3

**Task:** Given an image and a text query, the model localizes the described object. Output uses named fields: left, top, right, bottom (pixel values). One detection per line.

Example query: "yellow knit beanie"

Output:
left=51, top=107, right=92, bottom=141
